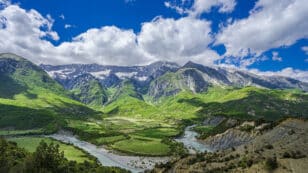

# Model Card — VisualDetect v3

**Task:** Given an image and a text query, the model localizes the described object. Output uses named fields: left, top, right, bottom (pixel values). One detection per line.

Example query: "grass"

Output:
left=193, top=125, right=214, bottom=134
left=65, top=85, right=308, bottom=156
left=94, top=135, right=128, bottom=145
left=0, top=56, right=100, bottom=131
left=111, top=136, right=170, bottom=156
left=0, top=129, right=44, bottom=136
left=65, top=117, right=181, bottom=156
left=1, top=56, right=307, bottom=157
left=7, top=136, right=93, bottom=163
left=133, top=127, right=180, bottom=138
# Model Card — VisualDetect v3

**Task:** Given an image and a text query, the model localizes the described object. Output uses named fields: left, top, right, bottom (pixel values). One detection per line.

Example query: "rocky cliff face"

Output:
left=41, top=60, right=308, bottom=101
left=40, top=61, right=179, bottom=88
left=69, top=73, right=108, bottom=106
left=148, top=61, right=308, bottom=99
left=201, top=128, right=255, bottom=151
left=148, top=68, right=209, bottom=99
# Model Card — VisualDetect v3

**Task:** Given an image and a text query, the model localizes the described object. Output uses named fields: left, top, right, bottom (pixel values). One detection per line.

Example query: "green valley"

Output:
left=0, top=53, right=307, bottom=172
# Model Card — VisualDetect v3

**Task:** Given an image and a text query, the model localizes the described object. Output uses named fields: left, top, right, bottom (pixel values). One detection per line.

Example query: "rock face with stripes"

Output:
left=41, top=59, right=308, bottom=100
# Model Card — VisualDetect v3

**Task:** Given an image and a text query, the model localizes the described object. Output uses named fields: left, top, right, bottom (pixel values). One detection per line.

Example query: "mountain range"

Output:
left=1, top=53, right=308, bottom=172
left=1, top=52, right=307, bottom=129
left=40, top=58, right=308, bottom=105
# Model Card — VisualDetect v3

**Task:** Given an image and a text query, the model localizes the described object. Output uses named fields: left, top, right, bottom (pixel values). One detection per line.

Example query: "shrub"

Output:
left=265, top=157, right=278, bottom=171
left=282, top=152, right=291, bottom=158
left=264, top=144, right=274, bottom=149
left=247, top=159, right=253, bottom=167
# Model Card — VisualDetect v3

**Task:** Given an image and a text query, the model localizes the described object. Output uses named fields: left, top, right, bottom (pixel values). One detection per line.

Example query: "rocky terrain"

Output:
left=41, top=61, right=308, bottom=102
left=69, top=73, right=108, bottom=106
left=151, top=119, right=308, bottom=173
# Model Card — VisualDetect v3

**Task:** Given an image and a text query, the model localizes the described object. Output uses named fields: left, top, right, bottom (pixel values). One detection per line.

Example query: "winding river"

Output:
left=47, top=126, right=210, bottom=173
left=175, top=125, right=212, bottom=154
left=48, top=133, right=169, bottom=173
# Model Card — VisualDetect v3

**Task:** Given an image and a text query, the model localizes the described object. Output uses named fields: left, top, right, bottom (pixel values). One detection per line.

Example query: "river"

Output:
left=175, top=125, right=212, bottom=154
left=48, top=125, right=211, bottom=173
left=48, top=133, right=169, bottom=173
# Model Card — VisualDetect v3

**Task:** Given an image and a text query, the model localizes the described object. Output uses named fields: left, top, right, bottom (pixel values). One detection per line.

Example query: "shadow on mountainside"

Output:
left=178, top=90, right=308, bottom=121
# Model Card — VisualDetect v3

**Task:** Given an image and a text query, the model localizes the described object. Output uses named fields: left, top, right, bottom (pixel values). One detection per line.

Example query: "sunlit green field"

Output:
left=8, top=137, right=93, bottom=163
left=2, top=85, right=307, bottom=156
left=111, top=136, right=170, bottom=156
left=66, top=117, right=181, bottom=156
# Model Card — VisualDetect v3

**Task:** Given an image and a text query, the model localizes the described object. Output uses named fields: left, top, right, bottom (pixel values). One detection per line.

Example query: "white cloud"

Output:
left=138, top=16, right=220, bottom=65
left=271, top=51, right=282, bottom=62
left=164, top=1, right=187, bottom=15
left=55, top=26, right=152, bottom=65
left=0, top=4, right=59, bottom=64
left=0, top=0, right=10, bottom=6
left=221, top=55, right=268, bottom=68
left=0, top=3, right=221, bottom=66
left=0, top=3, right=149, bottom=65
left=250, top=68, right=308, bottom=83
left=165, top=0, right=236, bottom=16
left=216, top=0, right=308, bottom=58
left=191, top=0, right=236, bottom=16
left=0, top=0, right=307, bottom=83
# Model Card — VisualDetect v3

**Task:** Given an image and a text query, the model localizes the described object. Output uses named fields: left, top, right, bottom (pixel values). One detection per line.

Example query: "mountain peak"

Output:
left=147, top=61, right=179, bottom=68
left=0, top=53, right=27, bottom=61
left=183, top=61, right=208, bottom=69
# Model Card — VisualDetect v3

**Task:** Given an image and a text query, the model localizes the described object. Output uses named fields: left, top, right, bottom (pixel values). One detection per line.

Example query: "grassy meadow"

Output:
left=7, top=136, right=94, bottom=163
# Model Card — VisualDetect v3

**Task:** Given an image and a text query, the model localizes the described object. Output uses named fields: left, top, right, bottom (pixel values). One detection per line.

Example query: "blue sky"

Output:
left=0, top=0, right=307, bottom=81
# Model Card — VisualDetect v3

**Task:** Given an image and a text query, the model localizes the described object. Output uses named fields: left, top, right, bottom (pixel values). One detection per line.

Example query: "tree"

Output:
left=31, top=141, right=68, bottom=173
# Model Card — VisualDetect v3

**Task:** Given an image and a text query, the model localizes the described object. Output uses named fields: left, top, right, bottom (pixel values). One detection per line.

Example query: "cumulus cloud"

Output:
left=0, top=2, right=220, bottom=65
left=216, top=0, right=308, bottom=58
left=138, top=16, right=220, bottom=65
left=0, top=2, right=147, bottom=65
left=54, top=26, right=153, bottom=65
left=0, top=3, right=60, bottom=64
left=0, top=0, right=307, bottom=82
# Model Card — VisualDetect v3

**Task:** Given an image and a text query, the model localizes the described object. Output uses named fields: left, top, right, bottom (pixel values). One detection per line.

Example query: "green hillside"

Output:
left=0, top=53, right=307, bottom=156
left=157, top=86, right=308, bottom=121
left=0, top=53, right=99, bottom=132
left=70, top=74, right=108, bottom=107
left=105, top=80, right=159, bottom=118
left=75, top=84, right=307, bottom=156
